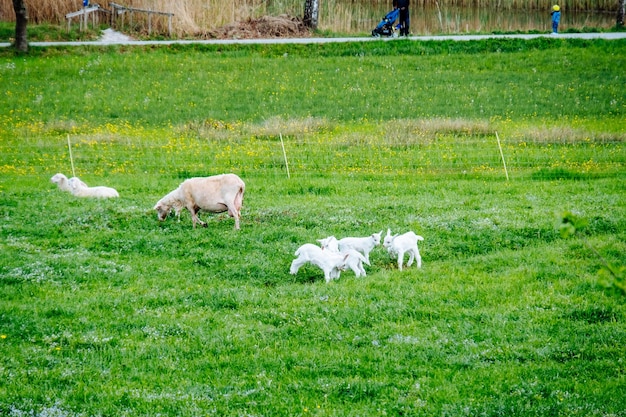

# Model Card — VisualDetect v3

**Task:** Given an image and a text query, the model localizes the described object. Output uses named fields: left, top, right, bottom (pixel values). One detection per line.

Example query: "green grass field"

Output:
left=1, top=39, right=625, bottom=416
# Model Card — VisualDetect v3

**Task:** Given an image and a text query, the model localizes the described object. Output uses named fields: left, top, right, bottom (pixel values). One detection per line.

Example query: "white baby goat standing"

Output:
left=290, top=243, right=369, bottom=283
left=318, top=236, right=370, bottom=277
left=337, top=231, right=382, bottom=264
left=383, top=228, right=424, bottom=271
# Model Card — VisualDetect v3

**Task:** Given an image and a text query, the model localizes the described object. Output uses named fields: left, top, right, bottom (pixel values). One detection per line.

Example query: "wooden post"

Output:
left=495, top=131, right=509, bottom=181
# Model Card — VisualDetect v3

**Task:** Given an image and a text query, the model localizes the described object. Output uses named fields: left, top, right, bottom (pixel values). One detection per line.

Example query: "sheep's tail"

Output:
left=234, top=182, right=245, bottom=212
left=345, top=250, right=369, bottom=266
left=416, top=235, right=424, bottom=241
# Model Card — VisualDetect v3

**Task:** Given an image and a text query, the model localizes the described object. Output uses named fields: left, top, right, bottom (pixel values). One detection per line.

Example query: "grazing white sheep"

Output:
left=50, top=173, right=87, bottom=192
left=290, top=243, right=368, bottom=283
left=383, top=228, right=424, bottom=271
left=154, top=174, right=245, bottom=230
left=337, top=231, right=382, bottom=264
left=68, top=177, right=119, bottom=198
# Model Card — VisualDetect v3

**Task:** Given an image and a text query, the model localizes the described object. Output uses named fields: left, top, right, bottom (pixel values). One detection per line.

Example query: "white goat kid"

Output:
left=317, top=236, right=339, bottom=252
left=341, top=248, right=370, bottom=278
left=68, top=177, right=119, bottom=198
left=290, top=244, right=345, bottom=283
left=383, top=228, right=424, bottom=271
left=337, top=231, right=382, bottom=264
left=51, top=173, right=87, bottom=192
left=290, top=243, right=369, bottom=283
left=318, top=236, right=370, bottom=278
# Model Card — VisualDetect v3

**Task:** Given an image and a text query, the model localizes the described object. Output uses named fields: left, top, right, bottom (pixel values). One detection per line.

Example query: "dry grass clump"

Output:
left=180, top=117, right=333, bottom=140
left=380, top=118, right=493, bottom=146
left=250, top=116, right=333, bottom=136
left=517, top=126, right=626, bottom=144
left=206, top=15, right=310, bottom=39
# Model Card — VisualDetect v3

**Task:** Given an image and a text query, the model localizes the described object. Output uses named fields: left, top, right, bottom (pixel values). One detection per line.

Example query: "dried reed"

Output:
left=0, top=0, right=618, bottom=36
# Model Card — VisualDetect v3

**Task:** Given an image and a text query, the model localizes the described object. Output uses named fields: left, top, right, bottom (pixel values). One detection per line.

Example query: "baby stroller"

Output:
left=372, top=8, right=399, bottom=37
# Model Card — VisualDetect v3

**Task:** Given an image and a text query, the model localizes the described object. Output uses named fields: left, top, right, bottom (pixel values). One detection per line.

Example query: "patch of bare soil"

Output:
left=207, top=15, right=311, bottom=39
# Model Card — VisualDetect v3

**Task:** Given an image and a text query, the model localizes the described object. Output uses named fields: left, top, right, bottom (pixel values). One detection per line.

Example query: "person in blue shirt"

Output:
left=393, top=0, right=410, bottom=36
left=551, top=5, right=561, bottom=34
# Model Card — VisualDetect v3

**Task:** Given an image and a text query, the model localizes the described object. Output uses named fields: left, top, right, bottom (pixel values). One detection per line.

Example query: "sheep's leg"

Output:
left=226, top=204, right=241, bottom=230
left=290, top=257, right=307, bottom=275
left=414, top=248, right=422, bottom=268
left=189, top=206, right=207, bottom=228
left=363, top=252, right=370, bottom=265
left=397, top=250, right=405, bottom=271
left=326, top=268, right=341, bottom=283
left=232, top=209, right=241, bottom=230
left=348, top=260, right=365, bottom=277
left=407, top=250, right=415, bottom=267
left=186, top=204, right=198, bottom=228
left=329, top=267, right=339, bottom=280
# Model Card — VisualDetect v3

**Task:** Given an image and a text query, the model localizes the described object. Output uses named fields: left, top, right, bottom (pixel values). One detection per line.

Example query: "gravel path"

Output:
left=1, top=30, right=625, bottom=48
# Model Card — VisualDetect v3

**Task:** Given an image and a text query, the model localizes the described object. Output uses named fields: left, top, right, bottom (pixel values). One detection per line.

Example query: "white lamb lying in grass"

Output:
left=383, top=228, right=424, bottom=271
left=68, top=177, right=119, bottom=198
left=50, top=173, right=87, bottom=192
left=290, top=243, right=369, bottom=283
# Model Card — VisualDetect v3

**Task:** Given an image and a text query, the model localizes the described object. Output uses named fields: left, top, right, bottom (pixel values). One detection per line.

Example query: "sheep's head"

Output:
left=372, top=231, right=383, bottom=246
left=154, top=202, right=171, bottom=221
left=318, top=236, right=338, bottom=252
left=383, top=229, right=395, bottom=249
left=67, top=177, right=79, bottom=191
left=50, top=173, right=64, bottom=184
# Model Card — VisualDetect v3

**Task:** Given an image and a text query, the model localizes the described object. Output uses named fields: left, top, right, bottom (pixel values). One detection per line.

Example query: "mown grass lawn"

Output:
left=0, top=39, right=625, bottom=416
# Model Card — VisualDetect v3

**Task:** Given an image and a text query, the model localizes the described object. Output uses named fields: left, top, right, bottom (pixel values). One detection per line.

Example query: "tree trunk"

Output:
left=618, top=0, right=625, bottom=28
left=12, top=0, right=28, bottom=52
left=303, top=0, right=319, bottom=30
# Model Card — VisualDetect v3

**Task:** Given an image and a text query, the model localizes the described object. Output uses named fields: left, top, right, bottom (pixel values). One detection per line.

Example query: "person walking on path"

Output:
left=393, top=0, right=410, bottom=36
left=551, top=5, right=561, bottom=34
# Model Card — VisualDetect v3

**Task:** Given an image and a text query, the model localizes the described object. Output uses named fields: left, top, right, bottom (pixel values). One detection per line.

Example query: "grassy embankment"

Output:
left=0, top=39, right=625, bottom=416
